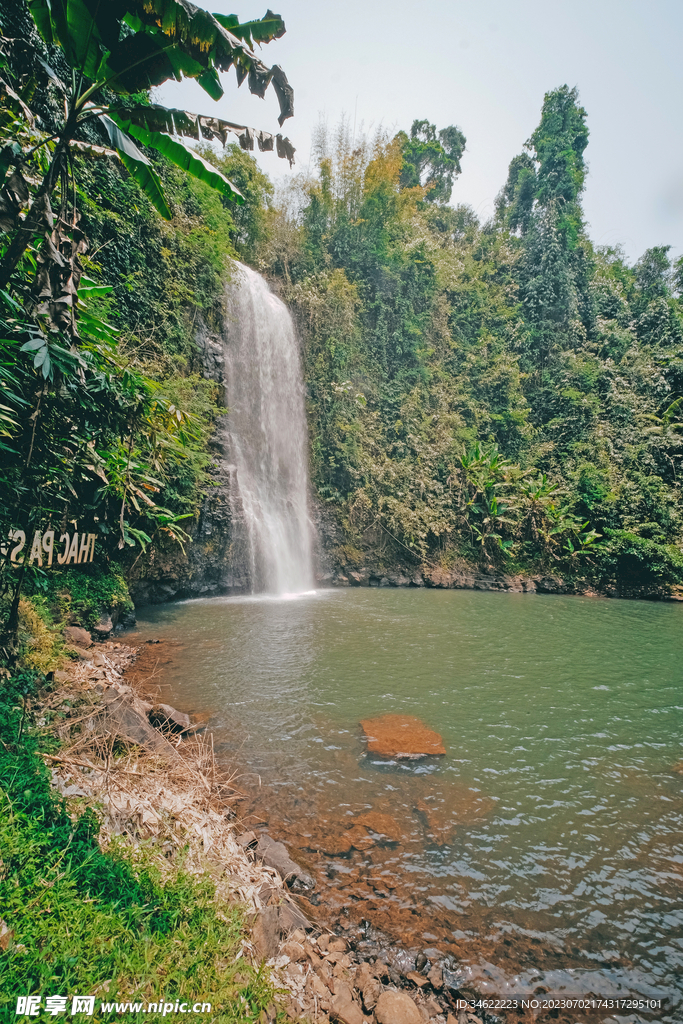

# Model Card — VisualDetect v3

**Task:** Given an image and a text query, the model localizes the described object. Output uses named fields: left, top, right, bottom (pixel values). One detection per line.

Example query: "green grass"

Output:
left=0, top=672, right=284, bottom=1023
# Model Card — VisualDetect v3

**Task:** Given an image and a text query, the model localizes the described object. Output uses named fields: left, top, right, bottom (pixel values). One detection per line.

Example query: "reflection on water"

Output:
left=130, top=589, right=683, bottom=1020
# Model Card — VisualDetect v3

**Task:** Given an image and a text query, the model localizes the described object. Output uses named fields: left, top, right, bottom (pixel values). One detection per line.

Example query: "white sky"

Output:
left=157, top=0, right=683, bottom=265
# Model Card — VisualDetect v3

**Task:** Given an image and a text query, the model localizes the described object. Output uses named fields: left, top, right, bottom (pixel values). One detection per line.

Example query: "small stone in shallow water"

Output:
left=353, top=811, right=404, bottom=843
left=359, top=714, right=446, bottom=759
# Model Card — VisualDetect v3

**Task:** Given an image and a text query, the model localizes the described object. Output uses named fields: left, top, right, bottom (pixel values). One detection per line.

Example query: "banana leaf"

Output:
left=99, top=115, right=172, bottom=219
left=109, top=113, right=244, bottom=203
left=111, top=104, right=294, bottom=163
left=212, top=10, right=285, bottom=48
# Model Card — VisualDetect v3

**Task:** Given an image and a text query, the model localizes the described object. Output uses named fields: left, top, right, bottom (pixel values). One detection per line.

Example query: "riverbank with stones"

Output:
left=44, top=630, right=503, bottom=1024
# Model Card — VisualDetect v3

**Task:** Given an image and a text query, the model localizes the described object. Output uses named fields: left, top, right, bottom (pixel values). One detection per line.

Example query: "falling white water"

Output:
left=223, top=262, right=314, bottom=595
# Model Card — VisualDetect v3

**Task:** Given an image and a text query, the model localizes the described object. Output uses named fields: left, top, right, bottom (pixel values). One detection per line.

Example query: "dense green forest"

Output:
left=2, top=0, right=683, bottom=667
left=265, top=102, right=683, bottom=593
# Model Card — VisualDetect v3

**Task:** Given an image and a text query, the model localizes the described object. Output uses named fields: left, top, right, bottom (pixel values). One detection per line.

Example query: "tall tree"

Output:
left=498, top=86, right=592, bottom=372
left=499, top=84, right=588, bottom=243
left=397, top=119, right=466, bottom=204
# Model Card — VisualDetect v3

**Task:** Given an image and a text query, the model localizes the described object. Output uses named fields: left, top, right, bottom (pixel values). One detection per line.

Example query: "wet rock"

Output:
left=375, top=990, right=424, bottom=1024
left=92, top=609, right=114, bottom=639
left=65, top=625, right=92, bottom=648
left=441, top=966, right=466, bottom=995
left=386, top=573, right=411, bottom=587
left=118, top=609, right=137, bottom=629
left=535, top=575, right=567, bottom=594
left=149, top=703, right=192, bottom=734
left=256, top=833, right=315, bottom=891
left=360, top=714, right=446, bottom=759
left=353, top=811, right=405, bottom=843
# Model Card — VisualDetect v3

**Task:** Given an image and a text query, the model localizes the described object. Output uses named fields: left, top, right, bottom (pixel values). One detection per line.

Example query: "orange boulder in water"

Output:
left=360, top=714, right=446, bottom=759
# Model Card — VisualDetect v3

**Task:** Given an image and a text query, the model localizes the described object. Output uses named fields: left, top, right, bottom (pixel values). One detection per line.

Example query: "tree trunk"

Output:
left=0, top=143, right=67, bottom=290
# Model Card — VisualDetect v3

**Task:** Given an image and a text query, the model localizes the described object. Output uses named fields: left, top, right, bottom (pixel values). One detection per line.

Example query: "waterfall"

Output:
left=222, top=262, right=314, bottom=595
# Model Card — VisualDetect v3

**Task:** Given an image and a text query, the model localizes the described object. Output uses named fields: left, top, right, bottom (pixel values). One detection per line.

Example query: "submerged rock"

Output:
left=414, top=797, right=456, bottom=846
left=360, top=714, right=446, bottom=759
left=353, top=811, right=404, bottom=843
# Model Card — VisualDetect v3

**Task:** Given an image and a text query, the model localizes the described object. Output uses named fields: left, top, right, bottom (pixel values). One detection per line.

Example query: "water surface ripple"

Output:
left=132, top=589, right=683, bottom=1020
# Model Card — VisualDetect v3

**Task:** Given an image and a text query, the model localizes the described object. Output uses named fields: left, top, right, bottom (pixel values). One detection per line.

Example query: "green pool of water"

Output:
left=132, top=588, right=683, bottom=1020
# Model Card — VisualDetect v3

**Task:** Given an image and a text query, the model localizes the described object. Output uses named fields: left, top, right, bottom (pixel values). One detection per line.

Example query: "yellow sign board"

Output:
left=2, top=529, right=97, bottom=567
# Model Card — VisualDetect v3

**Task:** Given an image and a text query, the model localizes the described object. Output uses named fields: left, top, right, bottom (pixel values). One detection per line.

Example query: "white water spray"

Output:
left=222, top=262, right=314, bottom=595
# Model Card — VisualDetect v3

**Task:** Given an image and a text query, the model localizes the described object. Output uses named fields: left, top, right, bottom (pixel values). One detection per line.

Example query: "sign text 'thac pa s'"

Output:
left=2, top=529, right=97, bottom=567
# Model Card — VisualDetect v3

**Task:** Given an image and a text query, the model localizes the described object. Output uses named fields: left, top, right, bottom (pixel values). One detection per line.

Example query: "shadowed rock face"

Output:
left=359, top=714, right=446, bottom=759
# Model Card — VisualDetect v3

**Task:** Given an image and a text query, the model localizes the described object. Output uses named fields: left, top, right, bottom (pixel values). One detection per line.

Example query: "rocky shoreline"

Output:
left=122, top=476, right=682, bottom=607
left=45, top=632, right=506, bottom=1024
left=317, top=558, right=683, bottom=602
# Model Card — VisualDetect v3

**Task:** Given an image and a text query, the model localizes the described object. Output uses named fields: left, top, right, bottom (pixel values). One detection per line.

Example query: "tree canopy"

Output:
left=397, top=119, right=466, bottom=204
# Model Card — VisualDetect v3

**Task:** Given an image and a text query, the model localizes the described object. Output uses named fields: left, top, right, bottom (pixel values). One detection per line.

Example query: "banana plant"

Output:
left=0, top=0, right=295, bottom=298
left=457, top=442, right=518, bottom=550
